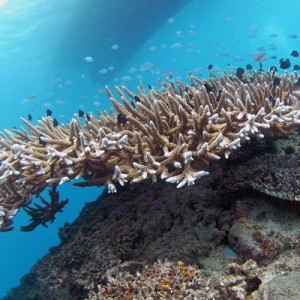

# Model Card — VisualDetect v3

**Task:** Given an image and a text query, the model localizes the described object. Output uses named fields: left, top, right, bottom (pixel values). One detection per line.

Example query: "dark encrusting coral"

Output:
left=3, top=135, right=300, bottom=300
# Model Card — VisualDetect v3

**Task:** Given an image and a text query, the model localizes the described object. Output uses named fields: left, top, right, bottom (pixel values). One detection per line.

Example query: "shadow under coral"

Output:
left=3, top=136, right=300, bottom=300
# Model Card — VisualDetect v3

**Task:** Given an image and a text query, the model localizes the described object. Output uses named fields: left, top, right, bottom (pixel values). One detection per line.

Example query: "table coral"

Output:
left=0, top=71, right=300, bottom=231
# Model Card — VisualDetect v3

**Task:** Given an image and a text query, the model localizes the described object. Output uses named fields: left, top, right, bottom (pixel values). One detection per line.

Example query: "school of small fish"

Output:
left=21, top=14, right=300, bottom=128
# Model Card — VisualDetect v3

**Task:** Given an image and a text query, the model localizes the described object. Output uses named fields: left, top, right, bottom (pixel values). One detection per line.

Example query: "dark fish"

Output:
left=155, top=202, right=163, bottom=209
left=78, top=109, right=85, bottom=117
left=269, top=96, right=276, bottom=107
left=270, top=66, right=278, bottom=73
left=86, top=114, right=91, bottom=121
left=117, top=113, right=127, bottom=125
left=288, top=34, right=298, bottom=39
left=236, top=67, right=245, bottom=80
left=130, top=101, right=135, bottom=108
left=53, top=118, right=59, bottom=127
left=270, top=56, right=277, bottom=60
left=294, top=64, right=300, bottom=71
left=27, top=114, right=32, bottom=121
left=273, top=77, right=281, bottom=86
left=188, top=93, right=193, bottom=100
left=216, top=90, right=222, bottom=102
left=116, top=209, right=125, bottom=215
left=134, top=95, right=141, bottom=102
left=148, top=84, right=152, bottom=90
left=208, top=64, right=213, bottom=70
left=257, top=61, right=264, bottom=74
left=246, top=64, right=253, bottom=70
left=291, top=50, right=299, bottom=57
left=203, top=83, right=214, bottom=93
left=279, top=58, right=291, bottom=69
left=46, top=109, right=52, bottom=116
left=39, top=135, right=46, bottom=146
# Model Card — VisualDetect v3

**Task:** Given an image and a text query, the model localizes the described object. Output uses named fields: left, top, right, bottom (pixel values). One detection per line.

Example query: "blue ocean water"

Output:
left=0, top=0, right=299, bottom=296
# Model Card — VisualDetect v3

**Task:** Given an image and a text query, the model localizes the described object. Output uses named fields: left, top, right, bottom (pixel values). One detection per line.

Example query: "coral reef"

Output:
left=4, top=136, right=300, bottom=300
left=0, top=71, right=300, bottom=231
left=89, top=260, right=218, bottom=299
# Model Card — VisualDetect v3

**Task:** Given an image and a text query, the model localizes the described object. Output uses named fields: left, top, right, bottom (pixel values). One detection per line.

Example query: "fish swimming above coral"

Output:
left=0, top=71, right=300, bottom=231
left=56, top=0, right=192, bottom=83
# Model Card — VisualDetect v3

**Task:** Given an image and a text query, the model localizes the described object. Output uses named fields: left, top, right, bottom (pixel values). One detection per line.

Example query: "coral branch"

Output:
left=0, top=71, right=300, bottom=230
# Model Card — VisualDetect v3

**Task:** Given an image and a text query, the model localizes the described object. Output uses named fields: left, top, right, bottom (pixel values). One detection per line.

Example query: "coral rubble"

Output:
left=0, top=71, right=300, bottom=231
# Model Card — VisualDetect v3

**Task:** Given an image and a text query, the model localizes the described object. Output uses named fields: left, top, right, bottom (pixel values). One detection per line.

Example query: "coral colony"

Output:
left=0, top=71, right=300, bottom=231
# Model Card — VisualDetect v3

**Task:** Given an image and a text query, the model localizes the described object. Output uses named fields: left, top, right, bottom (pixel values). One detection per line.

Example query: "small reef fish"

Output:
left=169, top=42, right=183, bottom=50
left=41, top=102, right=52, bottom=108
left=155, top=202, right=163, bottom=209
left=121, top=75, right=132, bottom=83
left=224, top=17, right=233, bottom=23
left=128, top=67, right=138, bottom=74
left=222, top=247, right=237, bottom=259
left=39, top=135, right=46, bottom=146
left=279, top=58, right=291, bottom=69
left=78, top=109, right=85, bottom=117
left=291, top=50, right=299, bottom=57
left=246, top=64, right=253, bottom=70
left=236, top=67, right=245, bottom=80
left=234, top=56, right=244, bottom=62
left=117, top=113, right=127, bottom=125
left=99, top=68, right=108, bottom=74
left=27, top=114, right=32, bottom=121
left=273, top=77, right=281, bottom=86
left=288, top=34, right=298, bottom=39
left=56, top=100, right=66, bottom=105
left=149, top=46, right=156, bottom=52
left=254, top=53, right=266, bottom=61
left=27, top=95, right=36, bottom=100
left=257, top=46, right=266, bottom=52
left=140, top=61, right=158, bottom=72
left=166, top=17, right=175, bottom=24
left=270, top=66, right=278, bottom=73
left=110, top=44, right=119, bottom=50
left=46, top=109, right=52, bottom=116
left=134, top=96, right=141, bottom=102
left=53, top=118, right=59, bottom=127
left=83, top=56, right=93, bottom=62
left=294, top=64, right=300, bottom=71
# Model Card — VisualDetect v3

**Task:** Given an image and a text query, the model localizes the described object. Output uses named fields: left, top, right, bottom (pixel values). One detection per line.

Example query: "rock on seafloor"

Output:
left=3, top=136, right=300, bottom=300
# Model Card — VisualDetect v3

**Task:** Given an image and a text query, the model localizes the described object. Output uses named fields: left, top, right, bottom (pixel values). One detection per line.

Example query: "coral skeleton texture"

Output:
left=0, top=71, right=299, bottom=230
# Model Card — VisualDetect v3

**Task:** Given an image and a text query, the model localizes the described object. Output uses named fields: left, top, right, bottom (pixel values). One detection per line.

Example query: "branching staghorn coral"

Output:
left=0, top=71, right=300, bottom=231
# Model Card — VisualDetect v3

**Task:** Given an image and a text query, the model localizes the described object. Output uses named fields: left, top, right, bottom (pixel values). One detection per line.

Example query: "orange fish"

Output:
left=254, top=53, right=266, bottom=61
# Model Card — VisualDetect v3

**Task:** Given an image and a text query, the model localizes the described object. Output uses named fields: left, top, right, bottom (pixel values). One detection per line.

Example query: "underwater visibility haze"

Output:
left=0, top=0, right=300, bottom=297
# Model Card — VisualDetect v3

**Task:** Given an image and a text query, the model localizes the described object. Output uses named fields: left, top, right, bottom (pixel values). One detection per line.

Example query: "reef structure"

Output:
left=0, top=71, right=300, bottom=231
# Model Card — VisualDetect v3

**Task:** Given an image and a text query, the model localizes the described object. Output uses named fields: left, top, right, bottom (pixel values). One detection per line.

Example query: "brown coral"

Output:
left=0, top=71, right=300, bottom=230
left=89, top=260, right=218, bottom=300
